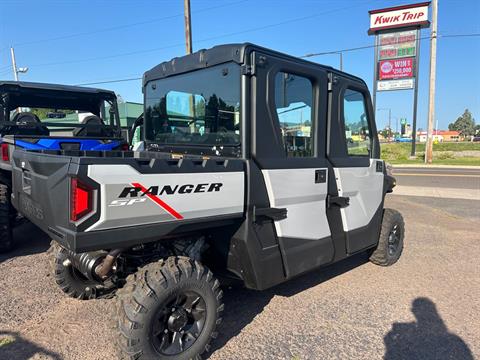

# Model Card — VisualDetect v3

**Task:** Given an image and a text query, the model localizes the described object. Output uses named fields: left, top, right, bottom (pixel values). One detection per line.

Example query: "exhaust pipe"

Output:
left=62, top=248, right=122, bottom=281
left=95, top=249, right=123, bottom=280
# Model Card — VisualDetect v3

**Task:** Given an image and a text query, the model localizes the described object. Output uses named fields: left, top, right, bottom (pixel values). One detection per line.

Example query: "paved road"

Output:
left=392, top=166, right=480, bottom=202
left=0, top=168, right=479, bottom=360
left=392, top=167, right=480, bottom=189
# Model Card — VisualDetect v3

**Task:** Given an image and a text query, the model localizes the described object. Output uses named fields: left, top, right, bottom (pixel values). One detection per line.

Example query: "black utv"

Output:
left=11, top=44, right=403, bottom=359
left=0, top=81, right=126, bottom=252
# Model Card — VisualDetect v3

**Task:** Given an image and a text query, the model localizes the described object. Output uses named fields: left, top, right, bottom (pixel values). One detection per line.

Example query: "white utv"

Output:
left=11, top=43, right=403, bottom=359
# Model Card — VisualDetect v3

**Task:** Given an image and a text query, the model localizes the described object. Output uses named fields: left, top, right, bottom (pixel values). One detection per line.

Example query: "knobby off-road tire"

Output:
left=116, top=256, right=224, bottom=360
left=50, top=241, right=105, bottom=300
left=0, top=183, right=14, bottom=253
left=369, top=208, right=404, bottom=266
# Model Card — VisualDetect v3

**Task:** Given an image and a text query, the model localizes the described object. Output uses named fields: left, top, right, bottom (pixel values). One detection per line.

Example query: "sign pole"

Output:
left=410, top=29, right=421, bottom=156
left=425, top=0, right=437, bottom=164
left=372, top=35, right=378, bottom=113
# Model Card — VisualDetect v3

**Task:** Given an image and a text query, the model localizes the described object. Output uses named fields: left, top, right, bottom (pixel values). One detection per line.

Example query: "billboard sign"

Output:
left=378, top=30, right=417, bottom=60
left=379, top=57, right=414, bottom=80
left=369, top=2, right=430, bottom=152
left=377, top=79, right=414, bottom=91
left=368, top=2, right=430, bottom=34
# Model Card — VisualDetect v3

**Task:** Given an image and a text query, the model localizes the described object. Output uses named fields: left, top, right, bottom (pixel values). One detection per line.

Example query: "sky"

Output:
left=0, top=0, right=479, bottom=131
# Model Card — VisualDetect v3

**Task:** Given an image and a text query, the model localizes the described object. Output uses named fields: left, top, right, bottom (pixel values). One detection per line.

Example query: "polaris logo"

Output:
left=118, top=183, right=223, bottom=198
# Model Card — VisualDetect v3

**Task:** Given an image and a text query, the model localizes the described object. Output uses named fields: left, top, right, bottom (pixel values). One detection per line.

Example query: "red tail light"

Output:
left=121, top=143, right=130, bottom=151
left=70, top=178, right=93, bottom=222
left=1, top=143, right=9, bottom=161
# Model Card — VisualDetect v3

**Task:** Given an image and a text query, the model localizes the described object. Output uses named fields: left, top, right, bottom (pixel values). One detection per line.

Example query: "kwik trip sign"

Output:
left=369, top=2, right=430, bottom=92
left=369, top=2, right=429, bottom=34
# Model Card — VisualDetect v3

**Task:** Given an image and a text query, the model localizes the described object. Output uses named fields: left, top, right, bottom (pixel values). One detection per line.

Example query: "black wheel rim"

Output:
left=388, top=224, right=401, bottom=256
left=151, top=291, right=207, bottom=356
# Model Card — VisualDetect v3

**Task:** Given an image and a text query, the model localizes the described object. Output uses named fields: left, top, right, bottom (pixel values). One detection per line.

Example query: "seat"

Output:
left=12, top=112, right=49, bottom=136
left=72, top=115, right=106, bottom=137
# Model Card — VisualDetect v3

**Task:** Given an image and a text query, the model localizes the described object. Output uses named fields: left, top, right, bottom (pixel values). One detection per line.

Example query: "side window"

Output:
left=274, top=72, right=313, bottom=157
left=342, top=89, right=371, bottom=156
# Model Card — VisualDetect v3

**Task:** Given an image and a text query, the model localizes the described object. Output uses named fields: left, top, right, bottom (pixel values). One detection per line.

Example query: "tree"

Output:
left=448, top=109, right=476, bottom=136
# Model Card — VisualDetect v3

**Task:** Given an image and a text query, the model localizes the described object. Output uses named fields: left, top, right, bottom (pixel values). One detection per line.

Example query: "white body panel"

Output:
left=262, top=168, right=330, bottom=240
left=86, top=164, right=244, bottom=231
left=333, top=160, right=383, bottom=231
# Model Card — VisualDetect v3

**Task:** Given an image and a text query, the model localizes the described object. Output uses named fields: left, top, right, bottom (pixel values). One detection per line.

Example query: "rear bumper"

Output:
left=45, top=213, right=243, bottom=252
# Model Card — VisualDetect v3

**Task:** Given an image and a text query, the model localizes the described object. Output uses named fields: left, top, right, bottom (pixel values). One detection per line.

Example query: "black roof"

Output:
left=0, top=81, right=117, bottom=112
left=0, top=81, right=116, bottom=98
left=143, top=43, right=365, bottom=85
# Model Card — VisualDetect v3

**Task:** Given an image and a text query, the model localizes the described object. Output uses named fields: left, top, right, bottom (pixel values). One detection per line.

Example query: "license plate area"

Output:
left=19, top=193, right=44, bottom=220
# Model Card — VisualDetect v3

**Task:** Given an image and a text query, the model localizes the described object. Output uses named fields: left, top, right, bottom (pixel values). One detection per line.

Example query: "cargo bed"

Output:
left=11, top=149, right=245, bottom=252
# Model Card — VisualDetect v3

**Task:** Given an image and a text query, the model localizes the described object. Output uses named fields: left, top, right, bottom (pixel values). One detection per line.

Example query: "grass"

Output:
left=380, top=142, right=480, bottom=166
left=410, top=142, right=480, bottom=152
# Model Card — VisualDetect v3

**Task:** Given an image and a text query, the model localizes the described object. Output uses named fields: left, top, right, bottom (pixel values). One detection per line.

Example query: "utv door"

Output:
left=251, top=51, right=334, bottom=278
left=328, top=74, right=384, bottom=254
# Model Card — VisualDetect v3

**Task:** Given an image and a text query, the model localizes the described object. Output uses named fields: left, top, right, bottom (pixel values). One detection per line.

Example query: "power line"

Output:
left=0, top=69, right=12, bottom=77
left=11, top=0, right=249, bottom=48
left=76, top=76, right=142, bottom=86
left=28, top=1, right=373, bottom=70
left=73, top=32, right=480, bottom=87
left=301, top=33, right=480, bottom=58
left=440, top=33, right=480, bottom=38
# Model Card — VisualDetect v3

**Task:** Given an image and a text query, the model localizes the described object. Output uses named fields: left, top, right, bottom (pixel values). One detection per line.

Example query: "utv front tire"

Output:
left=116, top=256, right=223, bottom=360
left=0, top=183, right=14, bottom=253
left=50, top=241, right=104, bottom=299
left=370, top=208, right=404, bottom=266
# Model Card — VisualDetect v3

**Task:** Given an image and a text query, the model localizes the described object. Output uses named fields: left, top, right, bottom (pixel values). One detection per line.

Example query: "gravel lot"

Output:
left=0, top=194, right=478, bottom=359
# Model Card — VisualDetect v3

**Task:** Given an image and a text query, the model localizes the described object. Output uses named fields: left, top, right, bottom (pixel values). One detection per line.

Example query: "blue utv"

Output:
left=0, top=81, right=127, bottom=252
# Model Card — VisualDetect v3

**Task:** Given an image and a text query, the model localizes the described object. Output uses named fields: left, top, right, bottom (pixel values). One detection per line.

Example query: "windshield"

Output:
left=144, top=62, right=241, bottom=157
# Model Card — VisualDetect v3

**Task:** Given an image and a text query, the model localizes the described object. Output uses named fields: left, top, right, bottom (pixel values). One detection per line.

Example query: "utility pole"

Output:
left=338, top=52, right=343, bottom=71
left=378, top=108, right=391, bottom=142
left=184, top=0, right=193, bottom=55
left=388, top=108, right=391, bottom=141
left=184, top=0, right=194, bottom=130
left=425, top=0, right=438, bottom=164
left=10, top=46, right=29, bottom=113
left=10, top=46, right=28, bottom=82
left=10, top=47, right=19, bottom=81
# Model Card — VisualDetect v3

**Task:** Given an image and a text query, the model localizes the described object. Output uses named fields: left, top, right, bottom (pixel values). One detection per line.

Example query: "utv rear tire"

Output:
left=369, top=208, right=404, bottom=266
left=50, top=241, right=104, bottom=300
left=0, top=183, right=14, bottom=253
left=116, top=256, right=223, bottom=360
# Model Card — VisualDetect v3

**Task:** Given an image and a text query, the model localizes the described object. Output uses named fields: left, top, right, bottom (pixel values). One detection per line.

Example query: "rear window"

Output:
left=144, top=62, right=241, bottom=156
left=2, top=98, right=117, bottom=137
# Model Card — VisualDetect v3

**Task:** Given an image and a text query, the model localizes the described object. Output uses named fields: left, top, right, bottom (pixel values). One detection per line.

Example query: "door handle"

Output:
left=327, top=195, right=350, bottom=208
left=315, top=169, right=327, bottom=183
left=253, top=206, right=288, bottom=222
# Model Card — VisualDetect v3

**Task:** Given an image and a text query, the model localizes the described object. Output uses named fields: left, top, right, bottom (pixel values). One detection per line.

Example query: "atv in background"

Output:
left=0, top=81, right=127, bottom=252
